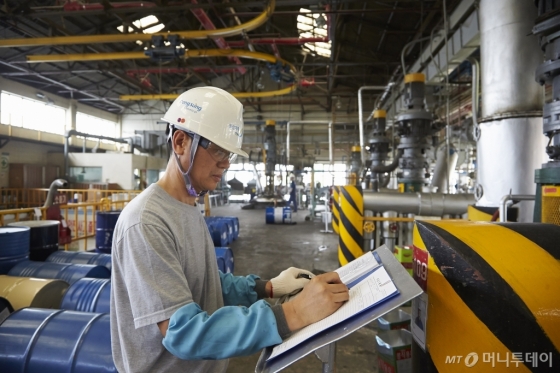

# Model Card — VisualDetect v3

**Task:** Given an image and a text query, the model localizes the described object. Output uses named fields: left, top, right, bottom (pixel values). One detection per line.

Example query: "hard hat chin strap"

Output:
left=173, top=133, right=208, bottom=197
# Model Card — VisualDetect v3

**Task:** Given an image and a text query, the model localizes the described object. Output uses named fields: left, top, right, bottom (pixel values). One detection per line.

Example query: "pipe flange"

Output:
left=535, top=58, right=560, bottom=85
left=543, top=100, right=560, bottom=134
left=363, top=221, right=375, bottom=233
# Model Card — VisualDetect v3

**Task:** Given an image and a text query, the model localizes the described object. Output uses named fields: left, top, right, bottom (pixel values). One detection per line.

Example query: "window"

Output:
left=76, top=112, right=117, bottom=141
left=117, top=15, right=164, bottom=34
left=297, top=9, right=331, bottom=58
left=69, top=166, right=102, bottom=183
left=0, top=91, right=66, bottom=135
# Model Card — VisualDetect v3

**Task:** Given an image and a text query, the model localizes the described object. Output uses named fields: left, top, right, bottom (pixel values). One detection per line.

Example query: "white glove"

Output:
left=270, top=267, right=314, bottom=298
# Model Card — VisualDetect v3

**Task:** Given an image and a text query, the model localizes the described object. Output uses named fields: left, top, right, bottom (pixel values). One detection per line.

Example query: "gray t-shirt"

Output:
left=110, top=184, right=227, bottom=373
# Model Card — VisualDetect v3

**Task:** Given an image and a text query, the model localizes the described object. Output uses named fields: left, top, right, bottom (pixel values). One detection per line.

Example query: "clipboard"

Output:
left=255, top=245, right=423, bottom=373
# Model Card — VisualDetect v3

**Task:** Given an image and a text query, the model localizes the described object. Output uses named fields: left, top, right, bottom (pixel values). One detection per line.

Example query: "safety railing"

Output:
left=0, top=191, right=140, bottom=251
left=0, top=188, right=140, bottom=209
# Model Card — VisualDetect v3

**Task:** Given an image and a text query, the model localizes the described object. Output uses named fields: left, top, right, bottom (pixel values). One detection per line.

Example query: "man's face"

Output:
left=180, top=136, right=230, bottom=193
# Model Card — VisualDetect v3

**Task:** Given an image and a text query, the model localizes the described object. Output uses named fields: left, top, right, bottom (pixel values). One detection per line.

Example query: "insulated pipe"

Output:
left=477, top=0, right=544, bottom=222
left=499, top=194, right=535, bottom=223
left=64, top=130, right=129, bottom=179
left=363, top=191, right=475, bottom=216
left=358, top=86, right=388, bottom=165
left=286, top=120, right=332, bottom=165
left=0, top=0, right=276, bottom=48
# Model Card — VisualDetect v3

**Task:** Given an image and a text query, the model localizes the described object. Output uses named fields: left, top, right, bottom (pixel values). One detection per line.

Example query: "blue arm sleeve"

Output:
left=162, top=300, right=283, bottom=360
left=219, top=271, right=259, bottom=307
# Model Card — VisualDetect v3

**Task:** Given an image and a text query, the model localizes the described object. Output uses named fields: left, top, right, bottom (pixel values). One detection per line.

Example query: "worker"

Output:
left=110, top=87, right=349, bottom=373
left=288, top=175, right=298, bottom=212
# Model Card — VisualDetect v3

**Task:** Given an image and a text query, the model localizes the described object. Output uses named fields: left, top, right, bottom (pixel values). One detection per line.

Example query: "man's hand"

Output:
left=282, top=272, right=349, bottom=331
left=269, top=267, right=315, bottom=298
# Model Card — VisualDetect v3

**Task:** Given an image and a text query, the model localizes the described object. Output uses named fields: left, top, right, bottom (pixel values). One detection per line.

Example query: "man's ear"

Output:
left=172, top=131, right=190, bottom=155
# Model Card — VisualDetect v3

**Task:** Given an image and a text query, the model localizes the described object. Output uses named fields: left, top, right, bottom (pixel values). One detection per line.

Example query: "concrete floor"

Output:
left=209, top=203, right=381, bottom=373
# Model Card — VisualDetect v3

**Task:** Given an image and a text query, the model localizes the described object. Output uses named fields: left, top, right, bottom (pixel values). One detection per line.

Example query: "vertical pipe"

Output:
left=477, top=0, right=545, bottom=222
left=358, top=86, right=386, bottom=165
left=328, top=121, right=333, bottom=164
left=286, top=121, right=290, bottom=165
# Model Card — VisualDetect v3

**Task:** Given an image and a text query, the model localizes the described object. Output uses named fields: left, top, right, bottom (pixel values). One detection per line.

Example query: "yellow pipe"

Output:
left=26, top=48, right=296, bottom=75
left=0, top=0, right=275, bottom=48
left=27, top=51, right=147, bottom=63
left=119, top=84, right=297, bottom=101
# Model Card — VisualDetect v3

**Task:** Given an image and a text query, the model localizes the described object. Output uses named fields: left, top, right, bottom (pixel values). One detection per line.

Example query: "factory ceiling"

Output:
left=0, top=0, right=462, bottom=120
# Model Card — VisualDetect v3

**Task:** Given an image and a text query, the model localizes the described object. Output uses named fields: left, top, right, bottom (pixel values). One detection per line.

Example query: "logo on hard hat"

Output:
left=177, top=118, right=186, bottom=123
left=180, top=100, right=202, bottom=113
left=228, top=123, right=243, bottom=137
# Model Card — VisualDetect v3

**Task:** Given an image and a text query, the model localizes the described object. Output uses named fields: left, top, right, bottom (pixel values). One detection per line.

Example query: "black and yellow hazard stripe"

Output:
left=332, top=186, right=340, bottom=234
left=413, top=220, right=560, bottom=373
left=338, top=185, right=364, bottom=266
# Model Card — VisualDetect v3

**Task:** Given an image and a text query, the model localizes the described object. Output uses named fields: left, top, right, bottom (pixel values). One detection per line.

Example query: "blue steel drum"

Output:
left=0, top=226, right=31, bottom=274
left=8, top=260, right=110, bottom=285
left=0, top=308, right=117, bottom=373
left=282, top=207, right=292, bottom=224
left=95, top=211, right=121, bottom=254
left=265, top=207, right=275, bottom=224
left=212, top=217, right=239, bottom=240
left=7, top=221, right=59, bottom=261
left=206, top=217, right=234, bottom=244
left=0, top=255, right=29, bottom=275
left=205, top=220, right=229, bottom=247
left=47, top=251, right=112, bottom=272
left=61, top=278, right=111, bottom=313
left=215, top=247, right=234, bottom=274
left=265, top=207, right=292, bottom=224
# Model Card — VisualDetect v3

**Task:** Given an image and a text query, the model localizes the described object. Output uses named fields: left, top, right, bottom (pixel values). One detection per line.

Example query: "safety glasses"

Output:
left=184, top=131, right=237, bottom=163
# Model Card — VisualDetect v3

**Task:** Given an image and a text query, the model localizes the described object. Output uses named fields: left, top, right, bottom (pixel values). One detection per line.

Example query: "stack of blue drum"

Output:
left=204, top=216, right=239, bottom=247
left=0, top=213, right=237, bottom=372
left=0, top=226, right=117, bottom=372
left=215, top=247, right=234, bottom=274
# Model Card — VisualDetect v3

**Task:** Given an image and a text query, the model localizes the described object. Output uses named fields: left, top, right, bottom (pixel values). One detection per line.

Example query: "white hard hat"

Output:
left=162, top=86, right=249, bottom=158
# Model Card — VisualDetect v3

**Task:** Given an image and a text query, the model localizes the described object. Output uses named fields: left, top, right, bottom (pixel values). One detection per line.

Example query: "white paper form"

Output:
left=335, top=251, right=381, bottom=286
left=268, top=265, right=398, bottom=360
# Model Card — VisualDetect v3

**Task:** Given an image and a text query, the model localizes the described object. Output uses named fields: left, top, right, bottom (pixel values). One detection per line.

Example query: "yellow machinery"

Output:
left=411, top=220, right=560, bottom=372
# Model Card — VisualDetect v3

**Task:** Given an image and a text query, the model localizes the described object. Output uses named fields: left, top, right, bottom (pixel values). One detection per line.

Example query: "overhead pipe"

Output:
left=0, top=0, right=276, bottom=48
left=227, top=37, right=328, bottom=46
left=499, top=194, right=535, bottom=222
left=189, top=0, right=246, bottom=74
left=26, top=48, right=297, bottom=76
left=63, top=2, right=156, bottom=11
left=286, top=121, right=332, bottom=165
left=64, top=130, right=129, bottom=179
left=120, top=84, right=297, bottom=101
left=358, top=86, right=388, bottom=165
left=363, top=191, right=475, bottom=216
